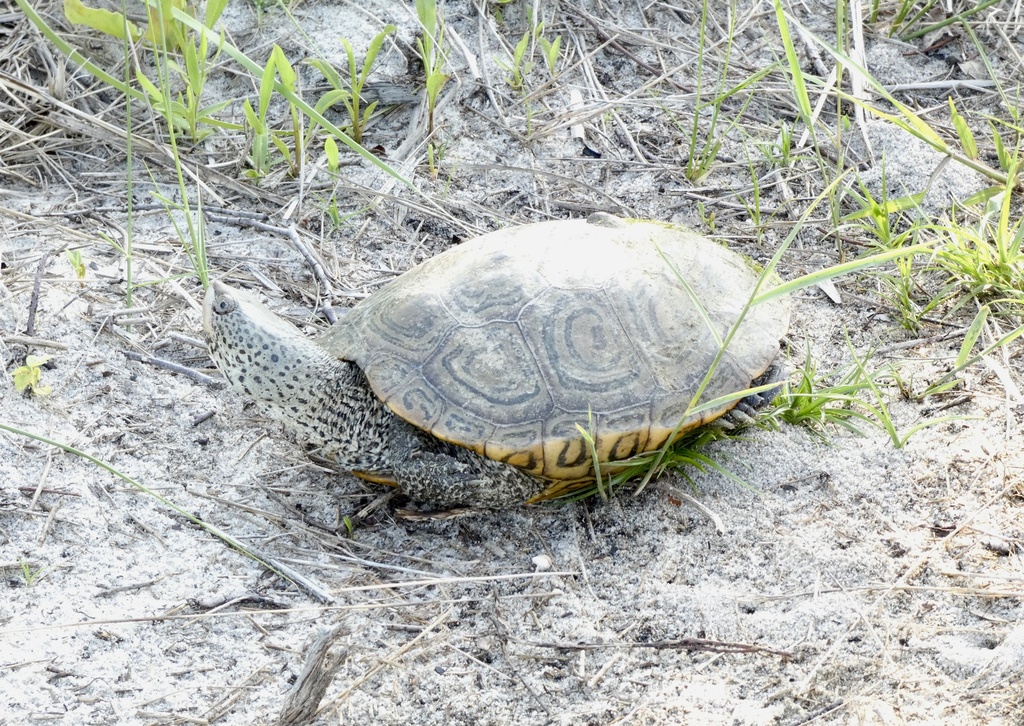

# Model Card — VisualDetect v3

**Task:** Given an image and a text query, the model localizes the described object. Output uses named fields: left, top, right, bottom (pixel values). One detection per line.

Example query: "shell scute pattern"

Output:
left=441, top=251, right=536, bottom=326
left=362, top=287, right=454, bottom=357
left=518, top=286, right=654, bottom=405
left=427, top=322, right=549, bottom=418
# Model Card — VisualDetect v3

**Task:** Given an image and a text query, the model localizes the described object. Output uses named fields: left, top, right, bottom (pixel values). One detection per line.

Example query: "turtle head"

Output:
left=204, top=281, right=337, bottom=410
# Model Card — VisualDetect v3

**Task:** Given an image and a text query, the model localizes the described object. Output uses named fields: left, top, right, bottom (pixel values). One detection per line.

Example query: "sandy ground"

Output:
left=2, top=0, right=1023, bottom=724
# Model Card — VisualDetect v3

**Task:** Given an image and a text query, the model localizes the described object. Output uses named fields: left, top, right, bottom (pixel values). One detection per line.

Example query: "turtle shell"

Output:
left=319, top=216, right=790, bottom=480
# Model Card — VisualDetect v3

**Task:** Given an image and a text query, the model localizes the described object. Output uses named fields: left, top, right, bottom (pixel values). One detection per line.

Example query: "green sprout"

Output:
left=20, top=560, right=46, bottom=587
left=415, top=0, right=449, bottom=136
left=537, top=25, right=561, bottom=76
left=243, top=46, right=304, bottom=178
left=497, top=29, right=533, bottom=92
left=66, top=250, right=86, bottom=279
left=12, top=354, right=54, bottom=397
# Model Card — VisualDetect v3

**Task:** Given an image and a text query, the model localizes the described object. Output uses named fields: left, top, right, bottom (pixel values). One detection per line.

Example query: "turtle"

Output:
left=203, top=213, right=790, bottom=508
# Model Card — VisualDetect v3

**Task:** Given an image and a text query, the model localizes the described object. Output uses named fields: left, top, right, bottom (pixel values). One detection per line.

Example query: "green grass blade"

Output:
left=901, top=0, right=1001, bottom=41
left=753, top=243, right=936, bottom=306
left=948, top=98, right=979, bottom=160
left=361, top=25, right=397, bottom=87
left=956, top=306, right=990, bottom=369
left=772, top=0, right=813, bottom=126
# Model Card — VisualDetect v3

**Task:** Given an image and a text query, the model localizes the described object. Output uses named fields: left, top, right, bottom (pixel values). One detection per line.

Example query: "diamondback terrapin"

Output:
left=203, top=214, right=789, bottom=508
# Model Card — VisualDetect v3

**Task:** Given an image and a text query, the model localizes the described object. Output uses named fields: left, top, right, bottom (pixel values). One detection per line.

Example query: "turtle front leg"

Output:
left=387, top=420, right=546, bottom=508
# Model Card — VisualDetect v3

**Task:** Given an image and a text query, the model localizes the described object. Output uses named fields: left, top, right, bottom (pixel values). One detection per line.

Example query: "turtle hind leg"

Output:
left=387, top=420, right=546, bottom=509
left=738, top=361, right=787, bottom=413
left=717, top=362, right=787, bottom=429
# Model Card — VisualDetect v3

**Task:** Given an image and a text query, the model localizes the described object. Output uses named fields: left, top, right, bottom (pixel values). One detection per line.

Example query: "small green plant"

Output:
left=426, top=138, right=450, bottom=180
left=147, top=186, right=210, bottom=289
left=242, top=85, right=269, bottom=178
left=135, top=53, right=233, bottom=142
left=842, top=168, right=926, bottom=249
left=872, top=251, right=944, bottom=332
left=324, top=136, right=340, bottom=173
left=989, top=118, right=1018, bottom=173
left=243, top=46, right=304, bottom=178
left=66, top=249, right=86, bottom=279
left=496, top=20, right=562, bottom=93
left=505, top=29, right=530, bottom=90
left=844, top=345, right=967, bottom=448
left=678, top=0, right=765, bottom=182
left=757, top=121, right=795, bottom=169
left=415, top=0, right=448, bottom=136
left=763, top=348, right=877, bottom=439
left=497, top=29, right=532, bottom=92
left=935, top=180, right=1024, bottom=314
left=19, top=560, right=46, bottom=587
left=324, top=194, right=343, bottom=229
left=157, top=28, right=235, bottom=141
left=684, top=0, right=727, bottom=181
left=12, top=355, right=54, bottom=397
left=271, top=48, right=304, bottom=177
left=739, top=155, right=770, bottom=241
left=319, top=193, right=372, bottom=233
left=537, top=24, right=561, bottom=76
left=309, top=25, right=396, bottom=145
left=694, top=201, right=716, bottom=233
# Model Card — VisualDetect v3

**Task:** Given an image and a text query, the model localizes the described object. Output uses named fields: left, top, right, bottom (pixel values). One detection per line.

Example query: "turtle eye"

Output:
left=213, top=297, right=236, bottom=315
